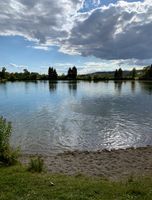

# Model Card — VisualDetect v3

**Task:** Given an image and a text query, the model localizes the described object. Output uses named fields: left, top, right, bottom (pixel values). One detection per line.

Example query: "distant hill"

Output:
left=85, top=69, right=143, bottom=76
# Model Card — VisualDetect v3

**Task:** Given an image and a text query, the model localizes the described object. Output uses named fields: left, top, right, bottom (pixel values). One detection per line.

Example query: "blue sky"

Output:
left=0, top=36, right=102, bottom=74
left=0, top=0, right=150, bottom=74
left=0, top=36, right=88, bottom=73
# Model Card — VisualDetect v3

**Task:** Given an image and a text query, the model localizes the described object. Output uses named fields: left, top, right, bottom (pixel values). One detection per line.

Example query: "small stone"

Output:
left=50, top=182, right=54, bottom=186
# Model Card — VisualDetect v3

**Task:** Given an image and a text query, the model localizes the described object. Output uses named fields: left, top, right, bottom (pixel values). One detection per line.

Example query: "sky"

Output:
left=0, top=0, right=151, bottom=74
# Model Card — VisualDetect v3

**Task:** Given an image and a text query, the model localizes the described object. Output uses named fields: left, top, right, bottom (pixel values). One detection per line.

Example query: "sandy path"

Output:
left=21, top=147, right=152, bottom=180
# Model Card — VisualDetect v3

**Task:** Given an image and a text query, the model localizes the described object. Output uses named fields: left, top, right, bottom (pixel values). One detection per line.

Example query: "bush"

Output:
left=28, top=157, right=44, bottom=173
left=0, top=116, right=19, bottom=165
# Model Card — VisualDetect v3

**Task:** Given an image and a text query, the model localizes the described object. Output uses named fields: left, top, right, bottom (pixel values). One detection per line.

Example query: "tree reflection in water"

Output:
left=140, top=81, right=152, bottom=95
left=68, top=80, right=77, bottom=95
left=49, top=81, right=57, bottom=92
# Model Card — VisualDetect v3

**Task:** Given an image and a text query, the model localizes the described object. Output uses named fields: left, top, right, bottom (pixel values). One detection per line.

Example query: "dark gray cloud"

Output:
left=61, top=0, right=152, bottom=60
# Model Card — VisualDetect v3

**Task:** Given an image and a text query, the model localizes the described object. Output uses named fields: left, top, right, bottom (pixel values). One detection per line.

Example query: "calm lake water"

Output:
left=0, top=80, right=152, bottom=155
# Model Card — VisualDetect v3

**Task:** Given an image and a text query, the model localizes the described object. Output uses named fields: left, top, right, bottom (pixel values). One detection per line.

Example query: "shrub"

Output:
left=28, top=156, right=44, bottom=173
left=0, top=116, right=19, bottom=165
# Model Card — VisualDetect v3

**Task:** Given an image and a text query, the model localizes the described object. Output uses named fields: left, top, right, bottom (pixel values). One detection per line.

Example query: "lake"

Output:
left=0, top=80, right=152, bottom=155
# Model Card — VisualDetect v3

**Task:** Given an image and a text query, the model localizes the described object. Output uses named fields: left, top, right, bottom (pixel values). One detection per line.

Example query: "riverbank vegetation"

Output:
left=0, top=65, right=152, bottom=82
left=28, top=157, right=44, bottom=173
left=1, top=165, right=152, bottom=200
left=0, top=117, right=19, bottom=166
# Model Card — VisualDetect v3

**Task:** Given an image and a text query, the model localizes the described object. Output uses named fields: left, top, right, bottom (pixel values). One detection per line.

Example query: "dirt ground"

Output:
left=20, top=146, right=152, bottom=180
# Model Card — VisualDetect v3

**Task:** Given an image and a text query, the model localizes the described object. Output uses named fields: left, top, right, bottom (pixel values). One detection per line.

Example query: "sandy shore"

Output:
left=20, top=146, right=152, bottom=180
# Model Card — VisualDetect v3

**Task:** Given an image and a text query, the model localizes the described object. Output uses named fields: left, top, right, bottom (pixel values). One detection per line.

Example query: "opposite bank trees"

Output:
left=48, top=66, right=77, bottom=80
left=48, top=67, right=58, bottom=80
left=0, top=67, right=6, bottom=79
left=142, top=65, right=152, bottom=80
left=114, top=68, right=123, bottom=80
left=67, top=66, right=77, bottom=79
left=114, top=68, right=137, bottom=80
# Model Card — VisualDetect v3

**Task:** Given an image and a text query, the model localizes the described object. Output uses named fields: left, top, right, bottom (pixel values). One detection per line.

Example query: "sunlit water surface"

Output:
left=0, top=81, right=152, bottom=155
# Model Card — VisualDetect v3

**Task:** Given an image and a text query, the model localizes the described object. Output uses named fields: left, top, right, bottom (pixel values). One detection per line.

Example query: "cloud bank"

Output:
left=0, top=0, right=151, bottom=61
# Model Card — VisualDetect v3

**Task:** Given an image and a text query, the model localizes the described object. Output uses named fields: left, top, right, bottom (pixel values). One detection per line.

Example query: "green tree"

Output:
left=1, top=67, right=6, bottom=79
left=142, top=65, right=152, bottom=80
left=131, top=68, right=136, bottom=79
left=114, top=68, right=123, bottom=80
left=114, top=69, right=118, bottom=79
left=72, top=66, right=77, bottom=79
left=23, top=69, right=30, bottom=80
left=118, top=68, right=123, bottom=79
left=30, top=72, right=38, bottom=80
left=67, top=66, right=77, bottom=79
left=48, top=67, right=58, bottom=80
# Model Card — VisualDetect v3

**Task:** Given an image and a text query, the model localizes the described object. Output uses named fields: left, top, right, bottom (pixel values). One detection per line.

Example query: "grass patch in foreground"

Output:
left=28, top=157, right=44, bottom=173
left=0, top=166, right=152, bottom=200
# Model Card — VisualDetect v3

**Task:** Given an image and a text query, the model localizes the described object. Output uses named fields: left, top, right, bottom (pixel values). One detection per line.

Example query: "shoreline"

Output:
left=20, top=146, right=152, bottom=180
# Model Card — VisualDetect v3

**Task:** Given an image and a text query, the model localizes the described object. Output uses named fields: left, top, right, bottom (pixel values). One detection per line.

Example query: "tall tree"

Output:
left=72, top=66, right=77, bottom=79
left=67, top=66, right=77, bottom=79
left=114, top=68, right=123, bottom=80
left=48, top=67, right=58, bottom=80
left=1, top=67, right=6, bottom=79
left=131, top=68, right=136, bottom=79
left=68, top=68, right=72, bottom=78
left=114, top=69, right=118, bottom=79
left=142, top=65, right=152, bottom=80
left=118, top=68, right=123, bottom=79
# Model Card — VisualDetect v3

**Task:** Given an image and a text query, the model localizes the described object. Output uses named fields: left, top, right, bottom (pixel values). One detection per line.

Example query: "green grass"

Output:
left=0, top=166, right=152, bottom=200
left=28, top=157, right=44, bottom=173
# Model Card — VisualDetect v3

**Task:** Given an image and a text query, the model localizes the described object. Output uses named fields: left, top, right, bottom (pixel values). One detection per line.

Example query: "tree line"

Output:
left=0, top=66, right=77, bottom=81
left=140, top=65, right=152, bottom=80
left=114, top=68, right=136, bottom=80
left=48, top=66, right=77, bottom=80
left=0, top=64, right=152, bottom=81
left=114, top=65, right=152, bottom=80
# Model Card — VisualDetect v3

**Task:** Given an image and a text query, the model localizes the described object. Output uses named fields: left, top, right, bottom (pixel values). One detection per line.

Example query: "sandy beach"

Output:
left=20, top=146, right=152, bottom=180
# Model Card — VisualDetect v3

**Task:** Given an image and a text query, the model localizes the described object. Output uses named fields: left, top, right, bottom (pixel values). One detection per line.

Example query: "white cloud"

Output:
left=78, top=58, right=144, bottom=74
left=31, top=45, right=50, bottom=51
left=61, top=0, right=152, bottom=61
left=10, top=63, right=28, bottom=70
left=0, top=0, right=82, bottom=45
left=0, top=0, right=151, bottom=64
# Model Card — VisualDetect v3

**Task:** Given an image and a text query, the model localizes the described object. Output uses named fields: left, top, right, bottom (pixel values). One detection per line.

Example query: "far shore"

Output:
left=1, top=79, right=152, bottom=82
left=20, top=146, right=152, bottom=180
